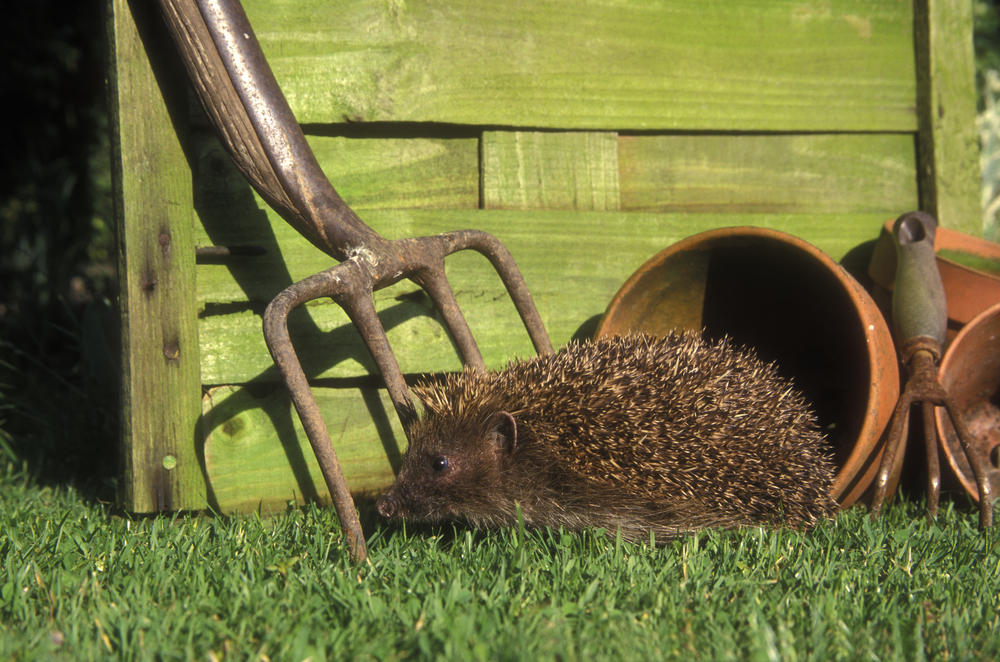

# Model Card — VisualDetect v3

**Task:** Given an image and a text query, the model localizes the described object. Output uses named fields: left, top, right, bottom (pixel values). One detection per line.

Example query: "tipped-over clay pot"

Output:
left=596, top=226, right=900, bottom=508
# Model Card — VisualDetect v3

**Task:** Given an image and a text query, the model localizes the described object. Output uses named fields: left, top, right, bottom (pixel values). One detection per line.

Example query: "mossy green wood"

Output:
left=241, top=0, right=916, bottom=131
left=618, top=134, right=919, bottom=214
left=192, top=133, right=479, bottom=217
left=201, top=385, right=404, bottom=512
left=196, top=209, right=899, bottom=384
left=194, top=132, right=917, bottom=305
left=109, top=0, right=204, bottom=513
left=482, top=132, right=621, bottom=211
left=915, top=0, right=982, bottom=234
left=110, top=0, right=982, bottom=513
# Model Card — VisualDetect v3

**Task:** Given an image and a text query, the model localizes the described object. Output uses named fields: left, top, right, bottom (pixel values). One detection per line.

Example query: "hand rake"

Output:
left=869, top=211, right=993, bottom=528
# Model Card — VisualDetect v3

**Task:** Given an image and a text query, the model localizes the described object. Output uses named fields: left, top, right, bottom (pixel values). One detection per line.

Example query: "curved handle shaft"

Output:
left=157, top=0, right=381, bottom=258
left=891, top=211, right=947, bottom=346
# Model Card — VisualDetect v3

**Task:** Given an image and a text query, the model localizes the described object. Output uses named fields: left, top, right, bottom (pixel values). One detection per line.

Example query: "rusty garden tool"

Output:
left=157, top=0, right=553, bottom=561
left=869, top=211, right=994, bottom=528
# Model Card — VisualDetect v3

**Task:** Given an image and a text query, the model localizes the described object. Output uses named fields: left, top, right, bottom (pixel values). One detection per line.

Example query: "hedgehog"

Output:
left=376, top=331, right=838, bottom=541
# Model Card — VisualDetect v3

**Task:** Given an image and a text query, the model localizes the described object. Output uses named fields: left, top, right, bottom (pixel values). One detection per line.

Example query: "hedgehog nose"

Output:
left=376, top=493, right=398, bottom=518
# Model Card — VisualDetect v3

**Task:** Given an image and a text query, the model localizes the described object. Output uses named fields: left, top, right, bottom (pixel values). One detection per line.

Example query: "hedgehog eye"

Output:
left=430, top=456, right=449, bottom=474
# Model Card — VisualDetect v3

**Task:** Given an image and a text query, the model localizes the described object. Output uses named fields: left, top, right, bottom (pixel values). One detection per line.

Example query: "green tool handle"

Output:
left=891, top=211, right=947, bottom=345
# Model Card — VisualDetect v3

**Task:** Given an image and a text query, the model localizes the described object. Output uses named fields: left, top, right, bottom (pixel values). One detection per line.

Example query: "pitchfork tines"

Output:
left=159, top=0, right=553, bottom=561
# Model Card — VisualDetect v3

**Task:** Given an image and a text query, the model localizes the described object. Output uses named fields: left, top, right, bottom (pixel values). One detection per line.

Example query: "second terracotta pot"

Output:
left=935, top=301, right=1000, bottom=502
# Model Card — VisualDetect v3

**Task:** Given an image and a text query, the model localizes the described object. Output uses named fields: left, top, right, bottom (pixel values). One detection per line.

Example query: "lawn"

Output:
left=1, top=454, right=997, bottom=661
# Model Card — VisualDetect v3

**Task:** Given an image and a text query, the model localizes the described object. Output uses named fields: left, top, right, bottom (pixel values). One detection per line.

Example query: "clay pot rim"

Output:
left=596, top=225, right=900, bottom=507
left=935, top=300, right=1000, bottom=501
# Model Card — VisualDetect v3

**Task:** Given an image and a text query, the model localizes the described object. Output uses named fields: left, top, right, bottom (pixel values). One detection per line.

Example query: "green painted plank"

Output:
left=193, top=132, right=916, bottom=305
left=193, top=189, right=490, bottom=306
left=618, top=134, right=919, bottom=213
left=914, top=0, right=981, bottom=234
left=482, top=131, right=620, bottom=210
left=242, top=0, right=917, bottom=131
left=194, top=132, right=478, bottom=215
left=109, top=0, right=205, bottom=512
left=196, top=209, right=893, bottom=385
left=201, top=385, right=404, bottom=512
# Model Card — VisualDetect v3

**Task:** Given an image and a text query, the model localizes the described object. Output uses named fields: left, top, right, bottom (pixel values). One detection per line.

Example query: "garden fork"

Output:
left=157, top=0, right=553, bottom=561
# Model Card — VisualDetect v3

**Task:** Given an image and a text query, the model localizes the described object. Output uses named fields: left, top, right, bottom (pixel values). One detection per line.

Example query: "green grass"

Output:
left=1, top=459, right=997, bottom=662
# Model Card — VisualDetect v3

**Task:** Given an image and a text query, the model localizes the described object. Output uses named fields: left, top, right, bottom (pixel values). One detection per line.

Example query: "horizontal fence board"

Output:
left=195, top=132, right=917, bottom=233
left=193, top=131, right=917, bottom=304
left=482, top=131, right=621, bottom=210
left=196, top=209, right=893, bottom=385
left=243, top=0, right=917, bottom=131
left=194, top=132, right=479, bottom=215
left=619, top=133, right=919, bottom=213
left=202, top=384, right=404, bottom=512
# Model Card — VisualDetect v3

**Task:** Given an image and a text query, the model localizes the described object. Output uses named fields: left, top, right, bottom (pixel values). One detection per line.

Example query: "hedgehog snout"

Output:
left=376, top=490, right=401, bottom=519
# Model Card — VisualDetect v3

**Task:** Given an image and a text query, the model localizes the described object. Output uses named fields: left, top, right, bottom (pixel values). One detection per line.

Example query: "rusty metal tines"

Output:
left=870, top=211, right=994, bottom=528
left=870, top=338, right=994, bottom=528
left=158, top=0, right=553, bottom=561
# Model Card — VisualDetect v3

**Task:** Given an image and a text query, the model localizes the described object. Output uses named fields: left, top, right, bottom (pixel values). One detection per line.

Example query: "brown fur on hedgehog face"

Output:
left=376, top=331, right=838, bottom=541
left=376, top=410, right=520, bottom=524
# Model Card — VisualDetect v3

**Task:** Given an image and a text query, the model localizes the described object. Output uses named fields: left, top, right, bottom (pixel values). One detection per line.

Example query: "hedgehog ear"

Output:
left=491, top=410, right=518, bottom=454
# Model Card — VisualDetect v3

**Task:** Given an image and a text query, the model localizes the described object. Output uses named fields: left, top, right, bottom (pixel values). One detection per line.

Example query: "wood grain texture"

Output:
left=618, top=134, right=919, bottom=213
left=196, top=209, right=892, bottom=385
left=201, top=385, right=404, bottom=512
left=109, top=0, right=205, bottom=512
left=193, top=131, right=479, bottom=213
left=242, top=0, right=917, bottom=131
left=914, top=0, right=982, bottom=234
left=482, top=131, right=620, bottom=210
left=301, top=133, right=480, bottom=210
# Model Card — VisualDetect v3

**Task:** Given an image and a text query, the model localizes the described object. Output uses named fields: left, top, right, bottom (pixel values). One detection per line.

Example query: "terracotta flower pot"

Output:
left=596, top=226, right=900, bottom=508
left=935, top=301, right=1000, bottom=502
